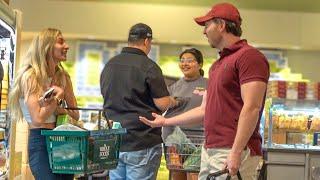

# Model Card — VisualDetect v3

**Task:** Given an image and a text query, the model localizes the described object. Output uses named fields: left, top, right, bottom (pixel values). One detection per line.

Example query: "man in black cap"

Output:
left=100, top=23, right=176, bottom=180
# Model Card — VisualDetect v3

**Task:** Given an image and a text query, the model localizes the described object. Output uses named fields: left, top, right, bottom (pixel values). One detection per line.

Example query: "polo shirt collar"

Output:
left=218, top=39, right=247, bottom=59
left=122, top=47, right=147, bottom=56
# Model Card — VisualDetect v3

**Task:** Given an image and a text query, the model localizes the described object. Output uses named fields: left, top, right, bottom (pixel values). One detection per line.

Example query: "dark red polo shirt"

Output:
left=204, top=40, right=269, bottom=156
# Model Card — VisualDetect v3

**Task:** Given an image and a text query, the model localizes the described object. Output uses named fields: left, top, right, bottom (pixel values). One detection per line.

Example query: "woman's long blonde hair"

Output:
left=9, top=28, right=67, bottom=121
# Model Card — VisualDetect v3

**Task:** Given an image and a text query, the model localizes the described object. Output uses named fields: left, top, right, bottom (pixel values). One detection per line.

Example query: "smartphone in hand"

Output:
left=43, top=87, right=55, bottom=99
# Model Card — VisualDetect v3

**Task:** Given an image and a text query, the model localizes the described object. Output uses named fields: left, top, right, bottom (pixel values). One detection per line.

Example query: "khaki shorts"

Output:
left=198, top=147, right=261, bottom=180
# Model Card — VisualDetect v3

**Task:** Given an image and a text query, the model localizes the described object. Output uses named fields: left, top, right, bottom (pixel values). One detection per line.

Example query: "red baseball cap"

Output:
left=194, top=3, right=241, bottom=27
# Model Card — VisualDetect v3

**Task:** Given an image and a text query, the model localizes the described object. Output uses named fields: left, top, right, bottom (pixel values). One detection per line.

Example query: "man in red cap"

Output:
left=139, top=2, right=269, bottom=180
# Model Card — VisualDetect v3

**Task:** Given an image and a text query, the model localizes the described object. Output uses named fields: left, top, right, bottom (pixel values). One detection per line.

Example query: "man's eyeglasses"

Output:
left=180, top=58, right=196, bottom=64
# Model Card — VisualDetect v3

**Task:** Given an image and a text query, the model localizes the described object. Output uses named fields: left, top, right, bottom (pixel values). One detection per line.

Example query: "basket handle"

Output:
left=64, top=107, right=112, bottom=129
left=206, top=169, right=242, bottom=180
left=206, top=169, right=228, bottom=180
left=100, top=110, right=112, bottom=129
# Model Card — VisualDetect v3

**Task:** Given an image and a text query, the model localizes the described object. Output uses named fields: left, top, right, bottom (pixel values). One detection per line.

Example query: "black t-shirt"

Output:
left=100, top=47, right=169, bottom=152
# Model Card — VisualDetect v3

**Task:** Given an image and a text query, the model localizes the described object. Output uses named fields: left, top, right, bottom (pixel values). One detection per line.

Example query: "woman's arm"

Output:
left=56, top=74, right=79, bottom=120
left=26, top=90, right=60, bottom=127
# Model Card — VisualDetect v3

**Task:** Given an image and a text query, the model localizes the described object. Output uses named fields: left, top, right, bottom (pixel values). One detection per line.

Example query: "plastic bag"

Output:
left=53, top=123, right=85, bottom=131
left=165, top=127, right=196, bottom=154
left=165, top=127, right=193, bottom=145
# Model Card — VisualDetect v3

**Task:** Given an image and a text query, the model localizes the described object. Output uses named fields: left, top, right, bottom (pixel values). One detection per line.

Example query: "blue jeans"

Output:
left=28, top=128, right=74, bottom=180
left=109, top=144, right=162, bottom=180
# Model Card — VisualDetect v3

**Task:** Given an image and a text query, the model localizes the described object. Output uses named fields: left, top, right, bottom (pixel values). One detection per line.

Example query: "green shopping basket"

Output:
left=41, top=127, right=126, bottom=174
left=41, top=107, right=127, bottom=174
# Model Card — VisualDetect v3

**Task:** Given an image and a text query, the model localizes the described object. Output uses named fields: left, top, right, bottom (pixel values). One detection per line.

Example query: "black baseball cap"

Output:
left=128, top=23, right=153, bottom=40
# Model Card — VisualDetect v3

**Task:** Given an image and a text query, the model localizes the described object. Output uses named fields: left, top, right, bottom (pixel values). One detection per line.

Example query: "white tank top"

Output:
left=19, top=98, right=56, bottom=123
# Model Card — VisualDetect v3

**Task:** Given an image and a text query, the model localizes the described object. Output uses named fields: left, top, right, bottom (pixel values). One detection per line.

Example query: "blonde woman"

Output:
left=9, top=28, right=78, bottom=180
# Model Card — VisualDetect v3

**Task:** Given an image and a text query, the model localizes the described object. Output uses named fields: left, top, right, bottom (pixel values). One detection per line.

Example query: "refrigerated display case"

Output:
left=0, top=0, right=21, bottom=178
left=263, top=98, right=320, bottom=180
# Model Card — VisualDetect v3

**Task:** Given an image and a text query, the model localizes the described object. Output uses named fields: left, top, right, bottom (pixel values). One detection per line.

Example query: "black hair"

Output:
left=213, top=18, right=242, bottom=37
left=179, top=48, right=204, bottom=76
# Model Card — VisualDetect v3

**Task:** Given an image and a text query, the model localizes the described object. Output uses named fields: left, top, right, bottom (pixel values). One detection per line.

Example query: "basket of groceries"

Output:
left=41, top=107, right=126, bottom=174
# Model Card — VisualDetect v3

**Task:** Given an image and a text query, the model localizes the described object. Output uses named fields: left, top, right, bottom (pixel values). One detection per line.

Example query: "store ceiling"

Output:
left=60, top=0, right=320, bottom=13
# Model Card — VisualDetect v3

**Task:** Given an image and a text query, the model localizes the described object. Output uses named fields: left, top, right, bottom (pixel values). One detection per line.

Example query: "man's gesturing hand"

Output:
left=139, top=113, right=166, bottom=128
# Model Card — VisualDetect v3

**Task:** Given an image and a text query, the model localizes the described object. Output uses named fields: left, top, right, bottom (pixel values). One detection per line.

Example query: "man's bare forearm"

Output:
left=231, top=105, right=260, bottom=154
left=164, top=106, right=205, bottom=126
